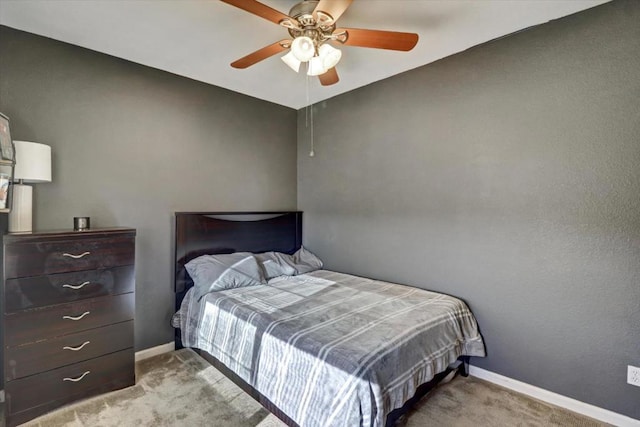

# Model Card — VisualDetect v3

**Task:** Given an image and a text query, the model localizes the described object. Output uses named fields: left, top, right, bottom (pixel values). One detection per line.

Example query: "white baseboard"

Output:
left=134, top=342, right=175, bottom=362
left=469, top=366, right=640, bottom=427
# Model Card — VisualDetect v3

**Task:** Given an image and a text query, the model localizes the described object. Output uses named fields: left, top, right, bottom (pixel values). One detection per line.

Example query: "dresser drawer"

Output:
left=4, top=235, right=135, bottom=278
left=5, top=348, right=134, bottom=416
left=4, top=265, right=134, bottom=312
left=5, top=293, right=134, bottom=347
left=5, top=321, right=133, bottom=381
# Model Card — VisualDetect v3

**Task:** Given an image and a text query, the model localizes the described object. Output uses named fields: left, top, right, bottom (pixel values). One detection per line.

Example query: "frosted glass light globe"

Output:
left=307, top=56, right=328, bottom=76
left=281, top=51, right=301, bottom=72
left=291, top=36, right=315, bottom=62
left=318, top=44, right=342, bottom=69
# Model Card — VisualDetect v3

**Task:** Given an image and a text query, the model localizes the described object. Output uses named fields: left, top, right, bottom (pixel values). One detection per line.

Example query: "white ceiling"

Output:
left=0, top=0, right=608, bottom=110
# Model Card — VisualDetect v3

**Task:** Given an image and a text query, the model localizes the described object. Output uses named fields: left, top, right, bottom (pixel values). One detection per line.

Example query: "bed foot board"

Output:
left=385, top=356, right=472, bottom=425
left=195, top=349, right=299, bottom=427
left=385, top=366, right=453, bottom=427
left=459, top=355, right=470, bottom=377
left=447, top=355, right=471, bottom=378
left=174, top=330, right=184, bottom=350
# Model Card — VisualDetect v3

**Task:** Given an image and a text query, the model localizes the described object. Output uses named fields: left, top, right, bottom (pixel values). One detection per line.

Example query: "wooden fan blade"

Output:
left=231, top=40, right=290, bottom=69
left=313, top=0, right=353, bottom=23
left=335, top=28, right=419, bottom=51
left=220, top=0, right=291, bottom=25
left=318, top=67, right=339, bottom=86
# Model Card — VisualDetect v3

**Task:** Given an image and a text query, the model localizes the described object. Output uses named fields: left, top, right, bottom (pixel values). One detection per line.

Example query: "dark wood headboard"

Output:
left=174, top=211, right=302, bottom=296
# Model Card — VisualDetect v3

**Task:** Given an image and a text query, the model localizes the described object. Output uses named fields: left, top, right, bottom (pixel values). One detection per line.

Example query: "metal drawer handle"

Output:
left=62, top=251, right=91, bottom=259
left=62, top=311, right=90, bottom=321
left=63, top=341, right=90, bottom=351
left=62, top=281, right=91, bottom=290
left=63, top=371, right=90, bottom=382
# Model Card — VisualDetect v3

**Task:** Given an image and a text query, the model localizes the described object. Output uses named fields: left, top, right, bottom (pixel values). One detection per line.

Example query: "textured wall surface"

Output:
left=0, top=26, right=297, bottom=356
left=298, top=1, right=640, bottom=419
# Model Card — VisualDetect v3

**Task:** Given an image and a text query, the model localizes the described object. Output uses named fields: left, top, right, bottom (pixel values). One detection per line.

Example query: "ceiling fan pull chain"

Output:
left=305, top=73, right=309, bottom=128
left=310, top=104, right=315, bottom=157
left=306, top=74, right=315, bottom=157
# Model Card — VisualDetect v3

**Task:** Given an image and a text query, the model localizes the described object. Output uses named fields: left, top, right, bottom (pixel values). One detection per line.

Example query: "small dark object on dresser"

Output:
left=73, top=216, right=90, bottom=231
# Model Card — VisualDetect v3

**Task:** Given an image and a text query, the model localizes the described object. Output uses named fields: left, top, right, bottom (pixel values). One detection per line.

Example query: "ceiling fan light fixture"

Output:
left=318, top=44, right=342, bottom=69
left=291, top=36, right=315, bottom=62
left=221, top=0, right=418, bottom=88
left=281, top=51, right=301, bottom=72
left=307, top=56, right=328, bottom=76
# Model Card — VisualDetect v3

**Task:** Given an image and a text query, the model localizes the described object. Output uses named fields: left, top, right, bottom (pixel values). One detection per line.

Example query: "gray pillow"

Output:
left=291, top=246, right=323, bottom=274
left=255, top=247, right=323, bottom=279
left=255, top=251, right=297, bottom=279
left=185, top=252, right=266, bottom=300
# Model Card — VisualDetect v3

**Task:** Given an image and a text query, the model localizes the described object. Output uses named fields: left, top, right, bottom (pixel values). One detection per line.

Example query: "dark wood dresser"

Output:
left=2, top=228, right=136, bottom=426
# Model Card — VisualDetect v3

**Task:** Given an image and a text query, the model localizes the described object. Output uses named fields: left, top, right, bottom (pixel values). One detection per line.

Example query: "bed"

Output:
left=173, top=212, right=485, bottom=427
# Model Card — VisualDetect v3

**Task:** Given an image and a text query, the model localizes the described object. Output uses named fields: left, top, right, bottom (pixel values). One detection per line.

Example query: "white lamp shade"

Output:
left=281, top=51, right=301, bottom=72
left=307, top=56, right=328, bottom=76
left=291, top=36, right=315, bottom=62
left=13, top=140, right=51, bottom=183
left=318, top=44, right=342, bottom=69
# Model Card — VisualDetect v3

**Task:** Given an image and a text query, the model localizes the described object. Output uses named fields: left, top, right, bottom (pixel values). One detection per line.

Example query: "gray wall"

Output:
left=0, top=26, right=297, bottom=355
left=298, top=0, right=640, bottom=419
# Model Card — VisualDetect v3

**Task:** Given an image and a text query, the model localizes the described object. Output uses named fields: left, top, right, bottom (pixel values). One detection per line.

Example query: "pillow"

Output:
left=255, top=246, right=323, bottom=279
left=185, top=252, right=266, bottom=300
left=291, top=246, right=323, bottom=274
left=255, top=251, right=297, bottom=279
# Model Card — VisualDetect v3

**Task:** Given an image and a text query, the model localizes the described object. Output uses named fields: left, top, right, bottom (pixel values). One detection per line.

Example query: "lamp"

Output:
left=282, top=36, right=342, bottom=77
left=9, top=141, right=52, bottom=232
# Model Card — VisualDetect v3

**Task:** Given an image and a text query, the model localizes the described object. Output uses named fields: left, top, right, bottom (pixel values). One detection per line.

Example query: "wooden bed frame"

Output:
left=173, top=211, right=468, bottom=427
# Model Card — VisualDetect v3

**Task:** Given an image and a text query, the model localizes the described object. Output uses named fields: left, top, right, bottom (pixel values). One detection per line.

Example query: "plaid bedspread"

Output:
left=175, top=270, right=485, bottom=427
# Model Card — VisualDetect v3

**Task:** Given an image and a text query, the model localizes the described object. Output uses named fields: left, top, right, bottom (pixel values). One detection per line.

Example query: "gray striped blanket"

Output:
left=175, top=270, right=485, bottom=427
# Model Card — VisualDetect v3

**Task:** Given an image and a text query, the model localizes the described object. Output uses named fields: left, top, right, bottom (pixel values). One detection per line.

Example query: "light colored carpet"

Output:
left=7, top=348, right=608, bottom=427
left=17, top=349, right=283, bottom=427
left=396, top=374, right=609, bottom=427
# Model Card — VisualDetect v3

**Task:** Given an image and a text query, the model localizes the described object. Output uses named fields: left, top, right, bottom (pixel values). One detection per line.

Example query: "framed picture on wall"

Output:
left=0, top=112, right=14, bottom=161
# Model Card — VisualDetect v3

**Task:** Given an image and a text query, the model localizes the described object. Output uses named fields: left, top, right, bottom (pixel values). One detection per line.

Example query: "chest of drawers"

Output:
left=2, top=228, right=136, bottom=426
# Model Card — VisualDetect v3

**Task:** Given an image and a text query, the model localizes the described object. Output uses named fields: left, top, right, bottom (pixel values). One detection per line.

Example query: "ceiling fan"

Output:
left=220, top=0, right=419, bottom=86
